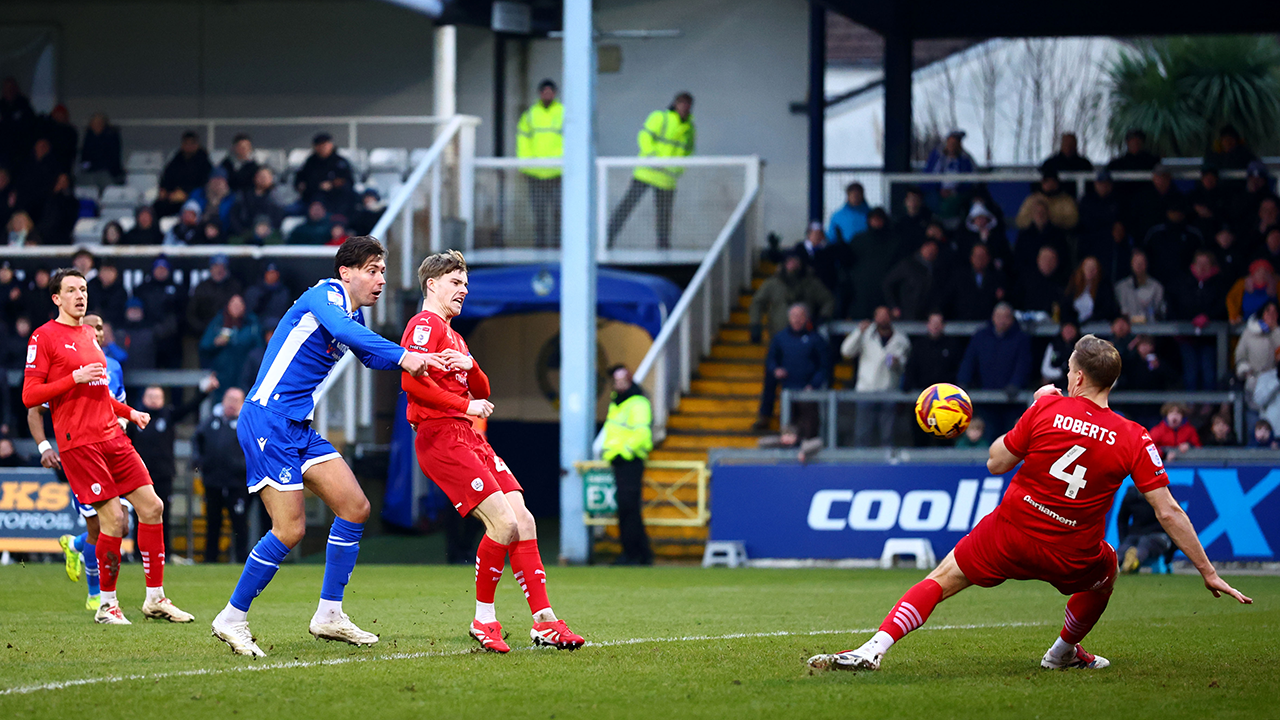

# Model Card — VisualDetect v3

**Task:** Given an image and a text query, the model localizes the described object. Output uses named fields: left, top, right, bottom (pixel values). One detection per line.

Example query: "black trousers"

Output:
left=528, top=176, right=561, bottom=248
left=203, top=485, right=249, bottom=563
left=610, top=456, right=653, bottom=563
left=607, top=178, right=674, bottom=248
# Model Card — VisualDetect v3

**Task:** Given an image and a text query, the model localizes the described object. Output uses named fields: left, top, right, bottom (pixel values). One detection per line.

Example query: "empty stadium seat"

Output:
left=409, top=148, right=432, bottom=168
left=281, top=216, right=305, bottom=237
left=116, top=216, right=136, bottom=233
left=125, top=150, right=165, bottom=173
left=73, top=217, right=103, bottom=243
left=100, top=185, right=140, bottom=207
left=368, top=148, right=408, bottom=174
left=125, top=173, right=157, bottom=194
left=366, top=172, right=404, bottom=195
left=345, top=148, right=369, bottom=175
left=254, top=149, right=288, bottom=173
left=74, top=185, right=100, bottom=202
left=287, top=148, right=311, bottom=170
left=159, top=216, right=179, bottom=234
left=98, top=206, right=134, bottom=224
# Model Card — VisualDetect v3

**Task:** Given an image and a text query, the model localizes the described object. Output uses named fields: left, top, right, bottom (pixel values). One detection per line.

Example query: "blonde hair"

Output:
left=417, top=250, right=468, bottom=297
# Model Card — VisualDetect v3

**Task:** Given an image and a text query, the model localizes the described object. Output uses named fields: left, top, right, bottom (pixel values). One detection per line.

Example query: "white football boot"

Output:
left=1041, top=643, right=1110, bottom=669
left=212, top=618, right=266, bottom=657
left=142, top=597, right=195, bottom=623
left=808, top=638, right=883, bottom=671
left=309, top=612, right=379, bottom=646
left=94, top=603, right=132, bottom=625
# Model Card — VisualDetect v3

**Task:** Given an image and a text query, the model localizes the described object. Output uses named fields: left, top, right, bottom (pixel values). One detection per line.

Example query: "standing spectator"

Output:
left=1148, top=402, right=1201, bottom=461
left=1210, top=226, right=1248, bottom=285
left=1016, top=245, right=1066, bottom=318
left=1012, top=197, right=1069, bottom=282
left=193, top=386, right=249, bottom=563
left=78, top=112, right=124, bottom=190
left=882, top=238, right=939, bottom=321
left=1131, top=165, right=1183, bottom=238
left=606, top=92, right=696, bottom=249
left=1116, top=485, right=1173, bottom=575
left=116, top=299, right=158, bottom=371
left=1123, top=335, right=1176, bottom=392
left=794, top=221, right=840, bottom=294
left=845, top=208, right=897, bottom=319
left=1226, top=259, right=1278, bottom=324
left=957, top=303, right=1031, bottom=437
left=133, top=257, right=183, bottom=369
left=41, top=105, right=78, bottom=173
left=199, top=294, right=261, bottom=401
left=957, top=200, right=1013, bottom=277
left=295, top=132, right=355, bottom=216
left=243, top=263, right=292, bottom=332
left=1115, top=249, right=1167, bottom=322
left=1236, top=301, right=1280, bottom=423
left=1201, top=413, right=1238, bottom=447
left=1064, top=256, right=1119, bottom=324
left=937, top=243, right=1007, bottom=321
left=22, top=268, right=55, bottom=323
left=1230, top=162, right=1275, bottom=229
left=1188, top=166, right=1229, bottom=237
left=155, top=130, right=212, bottom=217
left=840, top=306, right=911, bottom=446
left=15, top=139, right=61, bottom=216
left=1203, top=125, right=1258, bottom=172
left=753, top=303, right=829, bottom=434
left=923, top=129, right=976, bottom=175
left=191, top=168, right=234, bottom=230
left=287, top=201, right=332, bottom=245
left=122, top=205, right=163, bottom=244
left=892, top=186, right=933, bottom=253
left=0, top=76, right=37, bottom=167
left=904, top=312, right=961, bottom=390
left=187, top=254, right=242, bottom=338
left=86, top=262, right=128, bottom=328
left=827, top=182, right=869, bottom=244
left=1040, top=132, right=1094, bottom=196
left=349, top=188, right=384, bottom=237
left=1249, top=418, right=1280, bottom=449
left=1077, top=171, right=1127, bottom=281
left=1143, top=202, right=1203, bottom=287
left=1106, top=129, right=1161, bottom=173
left=1040, top=321, right=1079, bottom=389
left=601, top=365, right=653, bottom=566
left=1015, top=169, right=1078, bottom=231
left=219, top=134, right=260, bottom=193
left=517, top=79, right=564, bottom=248
left=129, top=377, right=218, bottom=559
left=747, top=252, right=834, bottom=342
left=1170, top=251, right=1229, bottom=390
left=228, top=166, right=284, bottom=238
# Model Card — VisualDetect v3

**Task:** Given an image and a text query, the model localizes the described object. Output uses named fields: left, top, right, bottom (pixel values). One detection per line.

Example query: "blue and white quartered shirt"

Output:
left=247, top=278, right=406, bottom=422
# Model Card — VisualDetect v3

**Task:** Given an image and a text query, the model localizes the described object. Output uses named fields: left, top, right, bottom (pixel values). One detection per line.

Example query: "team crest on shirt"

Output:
left=26, top=344, right=36, bottom=363
left=413, top=324, right=431, bottom=347
left=90, top=483, right=102, bottom=496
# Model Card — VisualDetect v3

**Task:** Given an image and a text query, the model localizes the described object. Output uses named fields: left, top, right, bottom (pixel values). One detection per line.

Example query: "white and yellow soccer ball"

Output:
left=914, top=382, right=974, bottom=439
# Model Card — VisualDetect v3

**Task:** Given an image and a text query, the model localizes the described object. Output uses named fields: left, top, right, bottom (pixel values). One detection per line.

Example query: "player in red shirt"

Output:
left=403, top=250, right=584, bottom=652
left=22, top=269, right=193, bottom=626
left=809, top=335, right=1251, bottom=672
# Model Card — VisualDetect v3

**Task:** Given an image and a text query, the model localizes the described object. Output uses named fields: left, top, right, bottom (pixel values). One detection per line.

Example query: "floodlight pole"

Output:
left=559, top=0, right=596, bottom=565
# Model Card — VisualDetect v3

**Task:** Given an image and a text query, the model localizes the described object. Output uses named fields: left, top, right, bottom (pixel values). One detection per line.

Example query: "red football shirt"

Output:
left=998, top=394, right=1168, bottom=553
left=399, top=310, right=489, bottom=425
left=24, top=319, right=125, bottom=451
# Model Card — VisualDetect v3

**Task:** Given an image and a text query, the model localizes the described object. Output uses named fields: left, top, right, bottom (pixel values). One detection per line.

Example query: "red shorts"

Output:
left=60, top=435, right=153, bottom=506
left=414, top=419, right=522, bottom=517
left=953, top=510, right=1117, bottom=596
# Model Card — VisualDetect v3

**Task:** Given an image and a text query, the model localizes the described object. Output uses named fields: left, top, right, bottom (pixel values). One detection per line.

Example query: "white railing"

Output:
left=593, top=157, right=762, bottom=453
left=113, top=115, right=452, bottom=155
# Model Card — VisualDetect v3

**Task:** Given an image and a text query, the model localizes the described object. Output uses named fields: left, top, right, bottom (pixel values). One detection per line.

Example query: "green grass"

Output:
left=0, top=563, right=1275, bottom=719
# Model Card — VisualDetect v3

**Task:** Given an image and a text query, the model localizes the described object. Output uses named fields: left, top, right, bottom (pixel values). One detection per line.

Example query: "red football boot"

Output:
left=470, top=620, right=511, bottom=653
left=530, top=619, right=585, bottom=649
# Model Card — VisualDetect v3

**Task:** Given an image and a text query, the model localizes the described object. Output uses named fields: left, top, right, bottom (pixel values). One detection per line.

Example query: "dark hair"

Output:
left=417, top=250, right=468, bottom=297
left=1255, top=300, right=1279, bottom=321
left=607, top=364, right=629, bottom=376
left=232, top=133, right=252, bottom=144
left=49, top=268, right=85, bottom=295
left=334, top=235, right=386, bottom=277
left=72, top=248, right=94, bottom=260
left=181, top=130, right=199, bottom=141
left=1160, top=401, right=1189, bottom=418
left=1072, top=334, right=1122, bottom=390
left=845, top=181, right=865, bottom=195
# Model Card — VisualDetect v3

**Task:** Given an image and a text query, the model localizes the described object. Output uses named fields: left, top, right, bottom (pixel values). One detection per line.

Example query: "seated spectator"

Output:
left=0, top=260, right=24, bottom=328
left=1077, top=171, right=1124, bottom=278
left=78, top=112, right=124, bottom=189
left=200, top=294, right=262, bottom=402
left=0, top=436, right=34, bottom=467
left=1015, top=169, right=1078, bottom=231
left=1210, top=225, right=1247, bottom=284
left=1248, top=197, right=1280, bottom=251
left=957, top=200, right=1013, bottom=276
left=188, top=254, right=242, bottom=338
left=1040, top=320, right=1079, bottom=389
left=1040, top=132, right=1093, bottom=179
left=753, top=303, right=828, bottom=434
left=938, top=243, right=1007, bottom=321
left=1016, top=245, right=1066, bottom=318
left=1237, top=301, right=1280, bottom=414
left=1064, top=256, right=1118, bottom=324
left=235, top=215, right=284, bottom=246
left=882, top=238, right=939, bottom=321
left=840, top=306, right=911, bottom=447
left=244, top=263, right=291, bottom=331
left=34, top=170, right=78, bottom=244
left=1249, top=418, right=1279, bottom=449
left=904, top=312, right=960, bottom=389
left=1012, top=197, right=1069, bottom=283
left=87, top=262, right=128, bottom=327
left=1131, top=165, right=1184, bottom=239
left=22, top=268, right=55, bottom=323
left=101, top=220, right=124, bottom=246
left=1227, top=259, right=1278, bottom=324
left=1115, top=248, right=1166, bottom=322
left=1116, top=485, right=1173, bottom=574
left=200, top=220, right=226, bottom=244
left=1148, top=402, right=1200, bottom=461
left=892, top=186, right=932, bottom=253
left=1230, top=162, right=1275, bottom=229
left=133, top=257, right=183, bottom=369
left=954, top=416, right=988, bottom=449
left=827, top=182, right=868, bottom=243
left=122, top=205, right=163, bottom=244
left=748, top=252, right=833, bottom=342
left=1171, top=250, right=1229, bottom=390
left=349, top=188, right=385, bottom=237
left=1256, top=227, right=1280, bottom=272
left=1188, top=166, right=1228, bottom=237
left=1143, top=202, right=1203, bottom=287
left=229, top=166, right=285, bottom=238
left=845, top=208, right=897, bottom=319
left=219, top=133, right=260, bottom=193
left=957, top=303, right=1031, bottom=437
left=1106, top=128, right=1161, bottom=173
left=1203, top=124, right=1258, bottom=172
left=164, top=200, right=203, bottom=245
left=15, top=137, right=60, bottom=212
left=155, top=130, right=212, bottom=217
left=6, top=210, right=39, bottom=246
left=327, top=218, right=351, bottom=246
left=288, top=201, right=333, bottom=245
left=1123, top=334, right=1176, bottom=391
left=295, top=132, right=354, bottom=216
left=40, top=105, right=77, bottom=173
left=1201, top=412, right=1237, bottom=447
left=190, top=168, right=233, bottom=230
left=116, top=298, right=157, bottom=370
left=0, top=167, right=15, bottom=232
left=793, top=221, right=840, bottom=294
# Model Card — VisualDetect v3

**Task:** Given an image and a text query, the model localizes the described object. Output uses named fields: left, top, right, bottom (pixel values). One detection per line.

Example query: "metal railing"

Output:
left=113, top=115, right=453, bottom=156
left=592, top=157, right=762, bottom=452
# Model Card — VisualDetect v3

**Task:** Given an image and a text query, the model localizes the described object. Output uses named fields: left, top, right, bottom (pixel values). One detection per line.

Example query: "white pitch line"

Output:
left=0, top=621, right=1051, bottom=696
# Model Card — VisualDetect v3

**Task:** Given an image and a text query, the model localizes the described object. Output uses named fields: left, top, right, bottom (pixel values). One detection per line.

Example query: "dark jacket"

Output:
left=295, top=152, right=355, bottom=211
left=903, top=334, right=961, bottom=389
left=199, top=312, right=262, bottom=394
left=1117, top=485, right=1163, bottom=539
left=122, top=221, right=164, bottom=245
left=765, top=326, right=830, bottom=390
left=187, top=277, right=243, bottom=337
left=792, top=239, right=841, bottom=293
left=1016, top=271, right=1067, bottom=317
left=117, top=319, right=158, bottom=370
left=1013, top=223, right=1069, bottom=283
left=86, top=276, right=129, bottom=328
left=957, top=321, right=1032, bottom=390
left=938, top=266, right=1007, bottom=321
left=133, top=276, right=184, bottom=341
left=80, top=125, right=124, bottom=179
left=160, top=149, right=213, bottom=195
left=1121, top=349, right=1177, bottom=390
left=1143, top=221, right=1204, bottom=287
left=1077, top=188, right=1127, bottom=280
left=193, top=411, right=247, bottom=488
left=219, top=155, right=260, bottom=194
left=128, top=390, right=209, bottom=480
left=846, top=226, right=900, bottom=318
left=1169, top=272, right=1228, bottom=321
left=243, top=280, right=293, bottom=331
left=1130, top=185, right=1184, bottom=239
left=882, top=253, right=937, bottom=321
left=229, top=187, right=285, bottom=236
left=1063, top=282, right=1120, bottom=325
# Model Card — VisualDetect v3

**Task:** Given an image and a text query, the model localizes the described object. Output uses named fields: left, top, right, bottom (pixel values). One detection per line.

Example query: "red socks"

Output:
left=1060, top=589, right=1111, bottom=644
left=475, top=535, right=508, bottom=603
left=879, top=579, right=943, bottom=641
left=510, top=539, right=551, bottom=615
left=96, top=533, right=123, bottom=593
left=137, top=522, right=165, bottom=588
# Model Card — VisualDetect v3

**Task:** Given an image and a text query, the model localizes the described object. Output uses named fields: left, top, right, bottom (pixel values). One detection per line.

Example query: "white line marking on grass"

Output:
left=0, top=621, right=1051, bottom=696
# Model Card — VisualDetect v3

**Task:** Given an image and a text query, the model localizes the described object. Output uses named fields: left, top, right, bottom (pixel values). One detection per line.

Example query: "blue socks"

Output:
left=320, top=518, right=363, bottom=602
left=229, top=532, right=291, bottom=612
left=75, top=533, right=100, bottom=597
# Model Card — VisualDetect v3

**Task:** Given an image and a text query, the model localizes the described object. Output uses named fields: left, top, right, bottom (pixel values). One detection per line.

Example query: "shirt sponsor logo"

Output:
left=1022, top=494, right=1079, bottom=526
left=26, top=344, right=36, bottom=363
left=327, top=291, right=344, bottom=307
left=413, top=324, right=431, bottom=347
left=1145, top=444, right=1164, bottom=467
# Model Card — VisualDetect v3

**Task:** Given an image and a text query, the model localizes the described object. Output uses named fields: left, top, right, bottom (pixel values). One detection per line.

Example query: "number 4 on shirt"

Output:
left=1050, top=445, right=1088, bottom=499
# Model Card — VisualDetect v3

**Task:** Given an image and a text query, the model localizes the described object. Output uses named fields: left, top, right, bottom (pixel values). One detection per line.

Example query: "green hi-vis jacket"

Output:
left=602, top=386, right=654, bottom=462
left=633, top=109, right=695, bottom=190
left=517, top=100, right=564, bottom=179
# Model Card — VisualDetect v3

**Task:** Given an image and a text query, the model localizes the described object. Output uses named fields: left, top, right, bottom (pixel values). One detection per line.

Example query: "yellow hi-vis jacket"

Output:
left=602, top=389, right=653, bottom=462
left=516, top=100, right=564, bottom=179
left=633, top=109, right=695, bottom=190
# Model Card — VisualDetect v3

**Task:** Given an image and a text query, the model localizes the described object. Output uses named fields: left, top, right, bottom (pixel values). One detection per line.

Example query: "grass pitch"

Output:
left=0, top=562, right=1274, bottom=719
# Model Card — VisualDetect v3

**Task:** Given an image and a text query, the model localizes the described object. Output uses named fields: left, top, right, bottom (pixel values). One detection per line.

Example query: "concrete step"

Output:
left=662, top=433, right=758, bottom=449
left=649, top=448, right=710, bottom=462
left=738, top=293, right=753, bottom=310
left=677, top=396, right=761, bottom=414
left=718, top=328, right=767, bottom=344
left=690, top=378, right=763, bottom=396
left=709, top=344, right=766, bottom=360
left=668, top=414, right=767, bottom=432
left=835, top=364, right=853, bottom=381
left=729, top=310, right=751, bottom=325
left=697, top=361, right=761, bottom=380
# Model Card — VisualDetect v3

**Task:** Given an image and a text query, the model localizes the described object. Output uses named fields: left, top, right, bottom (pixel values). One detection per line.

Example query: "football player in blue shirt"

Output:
left=212, top=236, right=438, bottom=656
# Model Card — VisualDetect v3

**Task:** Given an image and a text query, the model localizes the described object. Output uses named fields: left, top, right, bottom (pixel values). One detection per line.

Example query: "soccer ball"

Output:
left=914, top=383, right=973, bottom=439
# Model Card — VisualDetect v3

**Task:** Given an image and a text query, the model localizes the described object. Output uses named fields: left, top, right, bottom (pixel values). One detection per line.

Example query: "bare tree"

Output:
left=976, top=41, right=1002, bottom=165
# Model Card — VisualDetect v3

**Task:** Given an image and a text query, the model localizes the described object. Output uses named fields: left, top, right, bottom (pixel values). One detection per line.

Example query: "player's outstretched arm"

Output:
left=310, top=293, right=411, bottom=371
left=1143, top=486, right=1253, bottom=604
left=986, top=435, right=1022, bottom=475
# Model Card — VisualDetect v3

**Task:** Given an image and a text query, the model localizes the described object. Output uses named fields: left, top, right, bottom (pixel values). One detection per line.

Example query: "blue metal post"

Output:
left=559, top=0, right=596, bottom=564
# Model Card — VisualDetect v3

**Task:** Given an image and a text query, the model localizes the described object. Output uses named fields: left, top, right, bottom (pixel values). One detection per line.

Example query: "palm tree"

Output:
left=1105, top=36, right=1280, bottom=157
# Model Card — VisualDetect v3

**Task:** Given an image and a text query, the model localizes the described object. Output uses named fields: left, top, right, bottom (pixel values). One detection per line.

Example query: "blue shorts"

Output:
left=238, top=403, right=341, bottom=493
left=75, top=499, right=97, bottom=518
